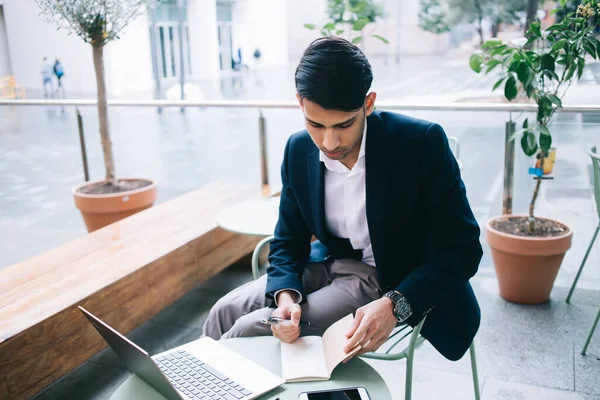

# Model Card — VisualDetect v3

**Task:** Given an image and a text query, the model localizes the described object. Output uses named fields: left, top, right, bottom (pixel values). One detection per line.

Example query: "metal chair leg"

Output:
left=404, top=317, right=427, bottom=400
left=251, top=235, right=274, bottom=280
left=469, top=342, right=481, bottom=400
left=567, top=224, right=600, bottom=303
left=581, top=304, right=600, bottom=355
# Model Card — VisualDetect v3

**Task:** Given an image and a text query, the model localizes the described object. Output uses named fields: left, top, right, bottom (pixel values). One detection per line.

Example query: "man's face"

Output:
left=297, top=93, right=376, bottom=162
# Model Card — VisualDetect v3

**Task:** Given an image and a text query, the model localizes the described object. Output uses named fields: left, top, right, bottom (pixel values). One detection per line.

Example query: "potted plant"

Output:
left=469, top=0, right=600, bottom=304
left=36, top=0, right=157, bottom=232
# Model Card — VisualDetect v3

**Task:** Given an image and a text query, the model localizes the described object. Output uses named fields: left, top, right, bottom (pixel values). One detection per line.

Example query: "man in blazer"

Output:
left=203, top=37, right=482, bottom=361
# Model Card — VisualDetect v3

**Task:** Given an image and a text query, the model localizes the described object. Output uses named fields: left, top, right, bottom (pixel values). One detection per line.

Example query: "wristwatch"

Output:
left=384, top=291, right=413, bottom=323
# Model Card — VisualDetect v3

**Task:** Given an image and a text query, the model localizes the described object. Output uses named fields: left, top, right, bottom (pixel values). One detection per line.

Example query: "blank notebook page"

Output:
left=280, top=336, right=328, bottom=381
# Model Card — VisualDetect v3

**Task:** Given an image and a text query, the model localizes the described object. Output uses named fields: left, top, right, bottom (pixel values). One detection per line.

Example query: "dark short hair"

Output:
left=295, top=37, right=373, bottom=111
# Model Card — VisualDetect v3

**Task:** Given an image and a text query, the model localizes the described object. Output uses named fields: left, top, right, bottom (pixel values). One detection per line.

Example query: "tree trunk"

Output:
left=473, top=0, right=484, bottom=46
left=528, top=155, right=545, bottom=234
left=491, top=19, right=500, bottom=37
left=524, top=0, right=539, bottom=38
left=92, top=45, right=117, bottom=186
left=476, top=21, right=484, bottom=46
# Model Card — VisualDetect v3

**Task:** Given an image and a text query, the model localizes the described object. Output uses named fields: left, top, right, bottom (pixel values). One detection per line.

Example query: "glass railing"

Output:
left=1, top=100, right=599, bottom=295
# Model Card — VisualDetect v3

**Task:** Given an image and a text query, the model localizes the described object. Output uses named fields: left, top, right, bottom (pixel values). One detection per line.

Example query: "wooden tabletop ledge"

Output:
left=0, top=183, right=266, bottom=400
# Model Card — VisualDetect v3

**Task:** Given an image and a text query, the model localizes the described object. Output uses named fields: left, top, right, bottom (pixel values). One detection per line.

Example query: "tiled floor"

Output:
left=32, top=263, right=600, bottom=400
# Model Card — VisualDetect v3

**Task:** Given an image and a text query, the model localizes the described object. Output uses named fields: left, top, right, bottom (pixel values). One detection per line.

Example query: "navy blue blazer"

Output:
left=266, top=111, right=482, bottom=361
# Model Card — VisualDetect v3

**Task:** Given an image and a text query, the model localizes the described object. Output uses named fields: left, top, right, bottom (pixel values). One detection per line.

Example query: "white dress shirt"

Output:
left=274, top=122, right=374, bottom=305
left=320, top=122, right=375, bottom=267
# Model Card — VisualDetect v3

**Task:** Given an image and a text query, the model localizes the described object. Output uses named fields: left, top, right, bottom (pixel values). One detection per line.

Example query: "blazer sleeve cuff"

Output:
left=272, top=289, right=302, bottom=306
left=265, top=275, right=305, bottom=302
left=395, top=280, right=430, bottom=326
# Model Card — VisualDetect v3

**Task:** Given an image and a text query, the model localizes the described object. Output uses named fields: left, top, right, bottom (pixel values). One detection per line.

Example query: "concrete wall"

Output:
left=2, top=0, right=95, bottom=95
left=231, top=0, right=289, bottom=68
left=286, top=0, right=327, bottom=62
left=188, top=0, right=220, bottom=81
left=2, top=0, right=153, bottom=97
left=103, top=13, right=154, bottom=98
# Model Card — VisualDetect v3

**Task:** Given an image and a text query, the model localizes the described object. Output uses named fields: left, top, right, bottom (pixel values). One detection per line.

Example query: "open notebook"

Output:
left=280, top=314, right=361, bottom=382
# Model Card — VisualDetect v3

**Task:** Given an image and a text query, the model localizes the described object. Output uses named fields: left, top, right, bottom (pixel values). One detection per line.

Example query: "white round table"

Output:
left=216, top=197, right=280, bottom=237
left=109, top=336, right=392, bottom=400
left=216, top=197, right=280, bottom=279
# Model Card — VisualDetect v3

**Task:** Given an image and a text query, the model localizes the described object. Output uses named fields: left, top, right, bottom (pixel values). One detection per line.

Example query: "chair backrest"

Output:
left=588, top=146, right=600, bottom=219
left=448, top=136, right=460, bottom=159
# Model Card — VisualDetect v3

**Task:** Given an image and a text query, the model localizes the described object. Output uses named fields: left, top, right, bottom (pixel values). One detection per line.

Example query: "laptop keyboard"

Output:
left=155, top=349, right=252, bottom=400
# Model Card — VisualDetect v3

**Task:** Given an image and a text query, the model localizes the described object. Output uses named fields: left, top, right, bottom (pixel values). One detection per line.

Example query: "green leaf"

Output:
left=321, top=29, right=331, bottom=36
left=323, top=22, right=335, bottom=30
left=351, top=36, right=363, bottom=44
left=541, top=54, right=555, bottom=73
left=490, top=44, right=509, bottom=56
left=547, top=23, right=565, bottom=32
left=577, top=58, right=586, bottom=79
left=510, top=129, right=527, bottom=142
left=565, top=64, right=576, bottom=80
left=523, top=118, right=529, bottom=130
left=551, top=39, right=567, bottom=51
left=335, top=29, right=345, bottom=35
left=550, top=8, right=558, bottom=16
left=516, top=61, right=532, bottom=86
left=525, top=79, right=536, bottom=97
left=521, top=131, right=538, bottom=157
left=529, top=21, right=542, bottom=38
left=504, top=76, right=518, bottom=101
left=548, top=95, right=562, bottom=108
left=353, top=18, right=369, bottom=31
left=492, top=77, right=506, bottom=91
left=537, top=96, right=554, bottom=121
left=372, top=34, right=389, bottom=44
left=350, top=1, right=367, bottom=13
left=584, top=41, right=596, bottom=58
left=559, top=0, right=566, bottom=6
left=544, top=70, right=560, bottom=81
left=482, top=38, right=502, bottom=49
left=539, top=126, right=552, bottom=153
left=304, top=23, right=316, bottom=30
left=485, top=59, right=502, bottom=73
left=469, top=51, right=485, bottom=73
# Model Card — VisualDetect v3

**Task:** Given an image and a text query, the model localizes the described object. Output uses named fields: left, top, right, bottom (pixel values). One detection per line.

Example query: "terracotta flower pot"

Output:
left=485, top=215, right=573, bottom=304
left=73, top=178, right=157, bottom=233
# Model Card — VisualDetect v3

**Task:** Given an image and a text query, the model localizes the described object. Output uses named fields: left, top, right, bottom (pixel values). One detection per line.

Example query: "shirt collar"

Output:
left=319, top=119, right=367, bottom=173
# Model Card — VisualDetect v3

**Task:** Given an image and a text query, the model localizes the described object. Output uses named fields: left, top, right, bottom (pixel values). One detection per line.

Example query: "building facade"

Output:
left=0, top=0, right=447, bottom=99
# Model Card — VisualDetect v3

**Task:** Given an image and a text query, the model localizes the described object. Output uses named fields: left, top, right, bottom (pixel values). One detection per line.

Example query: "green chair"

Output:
left=448, top=136, right=463, bottom=170
left=251, top=238, right=481, bottom=400
left=251, top=235, right=275, bottom=280
left=566, top=145, right=600, bottom=356
left=360, top=319, right=480, bottom=400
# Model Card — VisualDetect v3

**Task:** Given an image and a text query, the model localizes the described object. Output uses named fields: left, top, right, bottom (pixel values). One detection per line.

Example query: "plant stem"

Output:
left=528, top=155, right=545, bottom=233
left=92, top=44, right=117, bottom=186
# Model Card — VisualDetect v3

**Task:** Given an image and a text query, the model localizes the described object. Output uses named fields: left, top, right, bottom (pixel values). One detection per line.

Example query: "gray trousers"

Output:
left=202, top=259, right=382, bottom=339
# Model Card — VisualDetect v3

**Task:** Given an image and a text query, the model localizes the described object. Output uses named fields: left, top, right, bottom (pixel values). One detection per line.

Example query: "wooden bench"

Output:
left=0, top=183, right=266, bottom=400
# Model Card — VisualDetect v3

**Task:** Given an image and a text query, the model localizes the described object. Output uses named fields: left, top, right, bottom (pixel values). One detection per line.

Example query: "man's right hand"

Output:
left=271, top=291, right=302, bottom=343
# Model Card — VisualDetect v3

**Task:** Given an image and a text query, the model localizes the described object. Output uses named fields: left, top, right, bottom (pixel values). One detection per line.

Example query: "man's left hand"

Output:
left=343, top=297, right=398, bottom=361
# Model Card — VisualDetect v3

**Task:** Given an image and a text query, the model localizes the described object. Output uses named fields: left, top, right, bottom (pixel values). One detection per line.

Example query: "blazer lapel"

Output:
left=307, top=149, right=328, bottom=241
left=366, top=113, right=392, bottom=269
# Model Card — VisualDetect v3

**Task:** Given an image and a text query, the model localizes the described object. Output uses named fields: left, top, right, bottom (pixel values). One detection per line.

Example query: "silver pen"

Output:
left=260, top=316, right=311, bottom=326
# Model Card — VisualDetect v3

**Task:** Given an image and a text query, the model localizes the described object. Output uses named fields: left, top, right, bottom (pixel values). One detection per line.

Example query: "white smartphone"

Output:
left=298, top=386, right=370, bottom=400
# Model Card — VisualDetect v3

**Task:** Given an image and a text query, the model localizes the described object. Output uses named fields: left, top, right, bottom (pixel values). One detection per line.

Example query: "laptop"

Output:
left=79, top=306, right=284, bottom=400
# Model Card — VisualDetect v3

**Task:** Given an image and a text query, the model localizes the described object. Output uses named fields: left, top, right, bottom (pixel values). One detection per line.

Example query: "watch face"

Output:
left=394, top=298, right=412, bottom=321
